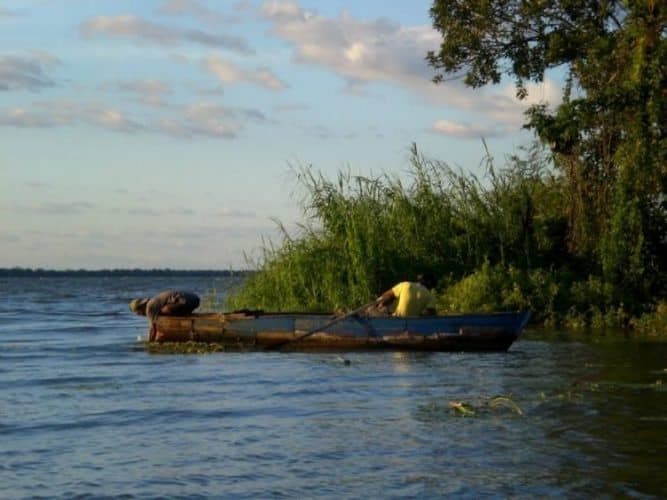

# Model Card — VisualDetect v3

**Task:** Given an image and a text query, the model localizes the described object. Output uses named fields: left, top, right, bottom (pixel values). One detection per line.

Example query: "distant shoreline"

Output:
left=1, top=268, right=250, bottom=277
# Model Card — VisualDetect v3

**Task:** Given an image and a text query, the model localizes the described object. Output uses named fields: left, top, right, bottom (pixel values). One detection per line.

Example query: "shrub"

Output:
left=630, top=302, right=667, bottom=337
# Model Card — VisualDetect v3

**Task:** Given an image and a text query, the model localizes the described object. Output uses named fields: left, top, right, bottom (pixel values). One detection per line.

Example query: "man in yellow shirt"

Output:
left=375, top=273, right=437, bottom=317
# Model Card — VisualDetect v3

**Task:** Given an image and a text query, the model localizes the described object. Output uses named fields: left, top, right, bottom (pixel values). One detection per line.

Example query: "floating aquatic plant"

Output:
left=145, top=341, right=226, bottom=354
left=488, top=395, right=524, bottom=415
left=448, top=394, right=523, bottom=417
left=448, top=401, right=476, bottom=417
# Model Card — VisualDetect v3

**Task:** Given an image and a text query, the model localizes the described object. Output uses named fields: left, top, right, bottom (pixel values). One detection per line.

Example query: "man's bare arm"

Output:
left=376, top=289, right=396, bottom=308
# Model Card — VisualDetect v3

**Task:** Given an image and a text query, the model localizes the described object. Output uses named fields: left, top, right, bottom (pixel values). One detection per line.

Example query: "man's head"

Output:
left=417, top=272, right=436, bottom=290
left=129, top=298, right=149, bottom=315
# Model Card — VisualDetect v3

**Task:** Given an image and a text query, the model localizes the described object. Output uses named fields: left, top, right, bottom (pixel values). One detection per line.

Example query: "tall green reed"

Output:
left=225, top=143, right=563, bottom=313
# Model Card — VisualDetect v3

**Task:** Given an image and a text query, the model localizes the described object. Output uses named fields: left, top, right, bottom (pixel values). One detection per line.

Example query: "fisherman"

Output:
left=130, top=289, right=200, bottom=341
left=374, top=273, right=437, bottom=317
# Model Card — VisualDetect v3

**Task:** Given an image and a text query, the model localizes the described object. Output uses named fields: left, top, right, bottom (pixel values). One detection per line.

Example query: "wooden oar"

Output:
left=267, top=300, right=378, bottom=351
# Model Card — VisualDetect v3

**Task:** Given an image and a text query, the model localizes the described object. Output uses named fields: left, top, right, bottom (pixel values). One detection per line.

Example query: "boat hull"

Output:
left=149, top=310, right=530, bottom=352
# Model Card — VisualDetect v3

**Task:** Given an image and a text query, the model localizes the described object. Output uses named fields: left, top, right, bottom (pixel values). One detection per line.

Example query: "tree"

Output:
left=427, top=0, right=667, bottom=309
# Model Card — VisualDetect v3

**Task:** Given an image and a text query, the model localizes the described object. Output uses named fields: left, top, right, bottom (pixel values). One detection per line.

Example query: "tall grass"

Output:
left=226, top=143, right=566, bottom=314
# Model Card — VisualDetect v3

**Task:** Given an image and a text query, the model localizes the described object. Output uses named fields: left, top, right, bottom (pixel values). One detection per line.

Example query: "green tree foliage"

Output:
left=427, top=0, right=667, bottom=309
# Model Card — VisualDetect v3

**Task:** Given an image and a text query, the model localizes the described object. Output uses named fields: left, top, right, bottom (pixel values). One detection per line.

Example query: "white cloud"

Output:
left=157, top=0, right=241, bottom=24
left=0, top=107, right=57, bottom=127
left=203, top=56, right=287, bottom=91
left=261, top=1, right=311, bottom=21
left=502, top=79, right=563, bottom=108
left=0, top=100, right=143, bottom=133
left=259, top=1, right=563, bottom=135
left=105, top=79, right=172, bottom=107
left=260, top=2, right=442, bottom=94
left=0, top=98, right=270, bottom=139
left=431, top=119, right=510, bottom=139
left=159, top=101, right=269, bottom=138
left=173, top=102, right=240, bottom=138
left=187, top=83, right=226, bottom=97
left=0, top=52, right=60, bottom=91
left=93, top=108, right=141, bottom=131
left=80, top=15, right=253, bottom=54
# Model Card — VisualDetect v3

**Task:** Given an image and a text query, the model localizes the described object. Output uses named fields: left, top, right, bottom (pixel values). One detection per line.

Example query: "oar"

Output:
left=267, top=299, right=378, bottom=351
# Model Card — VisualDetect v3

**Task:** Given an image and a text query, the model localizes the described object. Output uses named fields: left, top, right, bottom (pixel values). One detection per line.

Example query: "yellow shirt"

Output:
left=390, top=282, right=436, bottom=317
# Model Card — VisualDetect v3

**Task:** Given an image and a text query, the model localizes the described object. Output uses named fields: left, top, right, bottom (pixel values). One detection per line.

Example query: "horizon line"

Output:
left=2, top=267, right=251, bottom=274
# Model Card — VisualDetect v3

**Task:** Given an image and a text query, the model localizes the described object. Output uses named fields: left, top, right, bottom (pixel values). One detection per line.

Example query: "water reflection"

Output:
left=391, top=351, right=412, bottom=374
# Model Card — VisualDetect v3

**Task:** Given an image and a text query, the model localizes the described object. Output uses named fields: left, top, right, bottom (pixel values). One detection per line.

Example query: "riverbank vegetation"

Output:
left=225, top=143, right=665, bottom=333
left=227, top=1, right=665, bottom=335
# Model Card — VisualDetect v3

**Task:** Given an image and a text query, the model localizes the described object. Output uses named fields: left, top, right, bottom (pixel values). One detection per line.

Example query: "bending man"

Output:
left=130, top=289, right=200, bottom=341
left=375, top=273, right=437, bottom=317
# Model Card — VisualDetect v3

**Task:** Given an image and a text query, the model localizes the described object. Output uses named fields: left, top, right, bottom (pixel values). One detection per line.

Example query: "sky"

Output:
left=0, top=0, right=561, bottom=270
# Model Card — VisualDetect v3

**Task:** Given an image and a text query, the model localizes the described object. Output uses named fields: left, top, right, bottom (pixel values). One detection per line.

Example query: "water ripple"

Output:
left=1, top=276, right=666, bottom=498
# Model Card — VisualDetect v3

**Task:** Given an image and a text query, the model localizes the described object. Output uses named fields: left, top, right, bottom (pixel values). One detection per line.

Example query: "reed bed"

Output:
left=227, top=145, right=558, bottom=309
left=224, top=143, right=665, bottom=333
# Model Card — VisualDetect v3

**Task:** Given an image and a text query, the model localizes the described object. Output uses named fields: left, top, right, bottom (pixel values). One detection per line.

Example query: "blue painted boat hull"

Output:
left=152, top=310, right=531, bottom=352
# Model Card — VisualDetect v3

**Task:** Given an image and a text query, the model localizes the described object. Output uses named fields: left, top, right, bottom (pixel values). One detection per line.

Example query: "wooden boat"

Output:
left=147, top=310, right=531, bottom=352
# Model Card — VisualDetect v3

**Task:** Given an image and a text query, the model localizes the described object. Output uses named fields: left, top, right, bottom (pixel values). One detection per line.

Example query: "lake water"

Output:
left=1, top=276, right=666, bottom=499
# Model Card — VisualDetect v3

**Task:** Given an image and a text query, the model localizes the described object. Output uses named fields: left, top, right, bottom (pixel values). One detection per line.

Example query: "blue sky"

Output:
left=0, top=0, right=560, bottom=270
